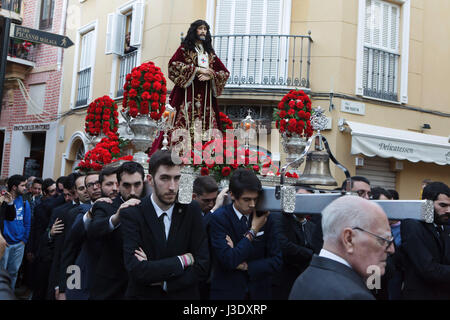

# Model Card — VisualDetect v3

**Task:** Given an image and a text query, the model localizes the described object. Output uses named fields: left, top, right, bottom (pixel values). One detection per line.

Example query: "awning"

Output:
left=342, top=121, right=450, bottom=166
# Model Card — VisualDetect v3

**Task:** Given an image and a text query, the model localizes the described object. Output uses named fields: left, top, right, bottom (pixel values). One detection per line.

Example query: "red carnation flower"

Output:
left=221, top=167, right=231, bottom=177
left=253, top=165, right=260, bottom=172
left=143, top=82, right=151, bottom=91
left=131, top=79, right=140, bottom=89
left=151, top=102, right=159, bottom=111
left=200, top=167, right=210, bottom=176
left=141, top=91, right=151, bottom=100
left=128, top=89, right=137, bottom=98
left=129, top=108, right=138, bottom=117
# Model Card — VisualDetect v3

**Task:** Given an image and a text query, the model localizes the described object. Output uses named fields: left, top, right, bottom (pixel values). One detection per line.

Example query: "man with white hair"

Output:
left=289, top=196, right=395, bottom=300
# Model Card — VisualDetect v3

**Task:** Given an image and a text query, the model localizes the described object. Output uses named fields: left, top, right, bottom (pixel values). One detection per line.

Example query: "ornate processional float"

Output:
left=78, top=60, right=433, bottom=223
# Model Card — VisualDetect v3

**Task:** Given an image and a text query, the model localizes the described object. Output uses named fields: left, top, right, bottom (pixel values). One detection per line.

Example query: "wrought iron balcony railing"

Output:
left=75, top=68, right=91, bottom=107
left=116, top=50, right=138, bottom=97
left=1, top=0, right=21, bottom=14
left=363, top=46, right=399, bottom=102
left=7, top=39, right=36, bottom=64
left=212, top=33, right=312, bottom=90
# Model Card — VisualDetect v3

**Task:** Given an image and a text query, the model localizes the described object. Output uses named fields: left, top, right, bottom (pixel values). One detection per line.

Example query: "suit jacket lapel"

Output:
left=167, top=203, right=183, bottom=249
left=142, top=196, right=167, bottom=249
left=424, top=223, right=444, bottom=251
left=226, top=205, right=245, bottom=240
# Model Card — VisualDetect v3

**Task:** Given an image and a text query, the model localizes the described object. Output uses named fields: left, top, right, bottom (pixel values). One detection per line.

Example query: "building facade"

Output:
left=0, top=0, right=66, bottom=179
left=54, top=0, right=449, bottom=198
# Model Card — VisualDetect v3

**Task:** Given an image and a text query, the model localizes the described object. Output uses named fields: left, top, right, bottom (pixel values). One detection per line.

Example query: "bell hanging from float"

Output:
left=297, top=136, right=337, bottom=186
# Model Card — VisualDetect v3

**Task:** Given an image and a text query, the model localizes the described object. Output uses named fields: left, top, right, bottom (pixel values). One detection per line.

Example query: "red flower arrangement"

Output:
left=76, top=132, right=132, bottom=172
left=122, top=61, right=168, bottom=120
left=85, top=96, right=119, bottom=136
left=273, top=89, right=314, bottom=138
left=178, top=138, right=274, bottom=182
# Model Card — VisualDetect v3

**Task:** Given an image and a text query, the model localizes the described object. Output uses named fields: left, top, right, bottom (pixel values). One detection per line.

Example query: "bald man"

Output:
left=289, top=196, right=395, bottom=300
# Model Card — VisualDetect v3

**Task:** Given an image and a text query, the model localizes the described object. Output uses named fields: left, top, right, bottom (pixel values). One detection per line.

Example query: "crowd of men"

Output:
left=0, top=152, right=449, bottom=300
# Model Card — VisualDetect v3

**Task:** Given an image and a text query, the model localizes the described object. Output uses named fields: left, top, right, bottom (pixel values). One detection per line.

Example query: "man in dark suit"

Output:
left=272, top=188, right=316, bottom=300
left=209, top=169, right=282, bottom=300
left=400, top=182, right=450, bottom=299
left=289, top=195, right=394, bottom=300
left=121, top=151, right=209, bottom=300
left=57, top=172, right=103, bottom=300
left=192, top=176, right=229, bottom=300
left=87, top=163, right=144, bottom=300
left=31, top=178, right=63, bottom=300
left=59, top=168, right=117, bottom=300
left=45, top=173, right=79, bottom=300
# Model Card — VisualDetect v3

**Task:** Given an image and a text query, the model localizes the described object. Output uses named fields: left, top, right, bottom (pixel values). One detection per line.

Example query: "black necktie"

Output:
left=436, top=225, right=446, bottom=250
left=241, top=215, right=248, bottom=232
left=159, top=212, right=167, bottom=241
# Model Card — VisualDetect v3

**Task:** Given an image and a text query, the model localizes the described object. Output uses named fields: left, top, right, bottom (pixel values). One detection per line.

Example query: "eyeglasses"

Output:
left=352, top=227, right=394, bottom=250
left=356, top=190, right=372, bottom=198
left=86, top=181, right=101, bottom=189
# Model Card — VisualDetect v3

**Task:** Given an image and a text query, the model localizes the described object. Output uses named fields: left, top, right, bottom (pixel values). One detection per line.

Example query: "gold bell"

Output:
left=298, top=137, right=337, bottom=186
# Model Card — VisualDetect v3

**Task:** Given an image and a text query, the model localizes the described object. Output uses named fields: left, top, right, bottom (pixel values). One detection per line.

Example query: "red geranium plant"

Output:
left=273, top=89, right=314, bottom=138
left=85, top=96, right=119, bottom=136
left=77, top=132, right=132, bottom=172
left=122, top=61, right=168, bottom=120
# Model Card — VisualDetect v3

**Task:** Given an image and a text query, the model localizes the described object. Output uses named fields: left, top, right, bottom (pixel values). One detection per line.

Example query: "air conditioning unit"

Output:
left=355, top=156, right=364, bottom=167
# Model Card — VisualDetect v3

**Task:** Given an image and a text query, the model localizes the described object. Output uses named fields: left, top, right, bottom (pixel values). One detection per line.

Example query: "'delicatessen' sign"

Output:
left=9, top=24, right=74, bottom=49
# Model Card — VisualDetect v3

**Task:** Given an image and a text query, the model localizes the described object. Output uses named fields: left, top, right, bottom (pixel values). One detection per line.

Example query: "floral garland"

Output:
left=122, top=61, right=168, bottom=120
left=77, top=132, right=132, bottom=172
left=273, top=89, right=314, bottom=138
left=85, top=96, right=119, bottom=136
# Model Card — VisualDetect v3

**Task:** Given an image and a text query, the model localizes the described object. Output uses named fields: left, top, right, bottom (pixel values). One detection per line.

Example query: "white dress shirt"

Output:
left=319, top=249, right=352, bottom=269
left=150, top=194, right=175, bottom=239
left=232, top=204, right=250, bottom=227
left=150, top=194, right=177, bottom=292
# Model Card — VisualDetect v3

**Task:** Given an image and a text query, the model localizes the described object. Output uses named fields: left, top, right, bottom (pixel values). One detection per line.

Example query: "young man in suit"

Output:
left=87, top=162, right=144, bottom=300
left=289, top=195, right=395, bottom=300
left=208, top=168, right=282, bottom=300
left=400, top=181, right=450, bottom=299
left=120, top=150, right=209, bottom=299
left=192, top=176, right=229, bottom=300
left=47, top=173, right=84, bottom=300
left=271, top=187, right=316, bottom=299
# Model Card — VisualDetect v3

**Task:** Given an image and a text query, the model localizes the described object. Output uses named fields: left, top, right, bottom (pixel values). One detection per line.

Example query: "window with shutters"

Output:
left=214, top=0, right=291, bottom=87
left=75, top=30, right=94, bottom=107
left=106, top=0, right=145, bottom=98
left=356, top=0, right=410, bottom=103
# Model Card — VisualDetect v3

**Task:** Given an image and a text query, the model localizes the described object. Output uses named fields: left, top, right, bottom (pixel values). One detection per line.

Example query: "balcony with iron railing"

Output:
left=363, top=46, right=399, bottom=102
left=116, top=50, right=138, bottom=97
left=212, top=33, right=312, bottom=92
left=7, top=39, right=36, bottom=66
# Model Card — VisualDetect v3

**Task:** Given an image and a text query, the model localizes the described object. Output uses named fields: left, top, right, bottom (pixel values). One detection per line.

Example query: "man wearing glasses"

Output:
left=341, top=176, right=372, bottom=199
left=289, top=195, right=395, bottom=300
